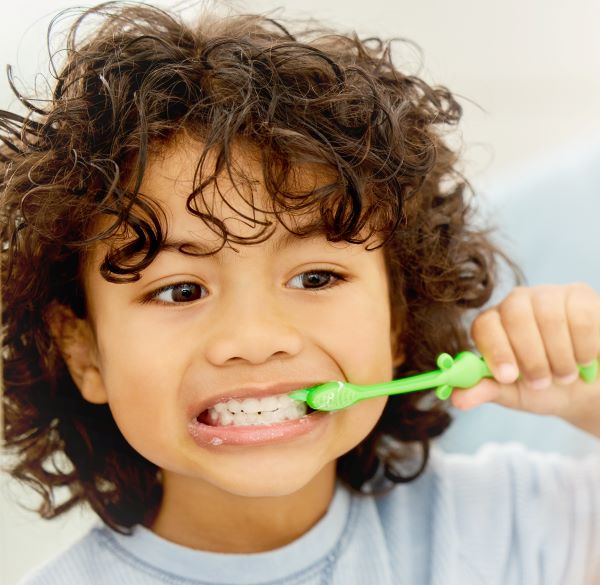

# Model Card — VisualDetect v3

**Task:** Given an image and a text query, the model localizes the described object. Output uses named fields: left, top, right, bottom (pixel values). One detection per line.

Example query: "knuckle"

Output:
left=531, top=286, right=560, bottom=305
left=568, top=281, right=597, bottom=298
left=570, top=312, right=596, bottom=336
left=567, top=284, right=600, bottom=322
left=506, top=286, right=529, bottom=301
left=499, top=291, right=530, bottom=326
left=531, top=287, right=562, bottom=311
left=470, top=310, right=496, bottom=339
left=534, top=306, right=566, bottom=331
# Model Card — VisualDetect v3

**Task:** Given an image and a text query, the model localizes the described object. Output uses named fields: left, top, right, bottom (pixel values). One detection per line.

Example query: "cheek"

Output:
left=304, top=290, right=393, bottom=384
left=344, top=321, right=393, bottom=377
left=96, top=309, right=182, bottom=393
left=94, top=323, right=185, bottom=450
left=330, top=396, right=388, bottom=459
left=348, top=396, right=388, bottom=431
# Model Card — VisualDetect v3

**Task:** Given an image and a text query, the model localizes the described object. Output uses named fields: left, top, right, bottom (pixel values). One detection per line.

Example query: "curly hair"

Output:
left=1, top=1, right=515, bottom=532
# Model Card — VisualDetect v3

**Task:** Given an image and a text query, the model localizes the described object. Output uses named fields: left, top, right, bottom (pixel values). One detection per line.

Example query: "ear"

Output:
left=46, top=304, right=108, bottom=404
left=390, top=311, right=406, bottom=369
left=392, top=343, right=405, bottom=369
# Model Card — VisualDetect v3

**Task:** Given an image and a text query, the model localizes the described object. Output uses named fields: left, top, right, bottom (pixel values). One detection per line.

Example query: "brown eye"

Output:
left=288, top=270, right=343, bottom=290
left=154, top=283, right=204, bottom=304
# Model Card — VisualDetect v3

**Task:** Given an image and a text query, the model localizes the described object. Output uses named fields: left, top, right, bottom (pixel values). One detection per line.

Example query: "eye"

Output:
left=142, top=269, right=345, bottom=306
left=149, top=282, right=205, bottom=304
left=287, top=270, right=344, bottom=291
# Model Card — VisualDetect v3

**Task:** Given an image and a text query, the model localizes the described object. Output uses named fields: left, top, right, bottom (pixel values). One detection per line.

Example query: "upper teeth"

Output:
left=205, top=392, right=309, bottom=427
left=209, top=393, right=299, bottom=415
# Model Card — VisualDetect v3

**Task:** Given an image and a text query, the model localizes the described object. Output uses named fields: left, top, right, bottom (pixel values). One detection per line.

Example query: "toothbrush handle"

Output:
left=297, top=353, right=600, bottom=412
left=353, top=370, right=448, bottom=399
left=354, top=352, right=598, bottom=403
left=348, top=352, right=491, bottom=401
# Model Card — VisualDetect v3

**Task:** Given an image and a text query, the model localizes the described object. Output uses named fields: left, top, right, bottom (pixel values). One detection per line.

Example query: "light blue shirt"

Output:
left=18, top=443, right=600, bottom=584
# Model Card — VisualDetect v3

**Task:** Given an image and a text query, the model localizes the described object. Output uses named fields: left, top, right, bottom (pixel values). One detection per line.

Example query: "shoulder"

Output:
left=436, top=443, right=600, bottom=581
left=432, top=441, right=600, bottom=502
left=369, top=442, right=560, bottom=516
left=369, top=443, right=600, bottom=581
left=16, top=524, right=124, bottom=585
left=427, top=442, right=600, bottom=537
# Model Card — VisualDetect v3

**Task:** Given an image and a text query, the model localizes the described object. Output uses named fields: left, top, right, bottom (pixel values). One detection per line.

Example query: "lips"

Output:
left=188, top=380, right=326, bottom=421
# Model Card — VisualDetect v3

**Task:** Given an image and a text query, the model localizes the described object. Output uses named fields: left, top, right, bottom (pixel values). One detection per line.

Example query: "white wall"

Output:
left=3, top=0, right=600, bottom=189
left=1, top=1, right=599, bottom=583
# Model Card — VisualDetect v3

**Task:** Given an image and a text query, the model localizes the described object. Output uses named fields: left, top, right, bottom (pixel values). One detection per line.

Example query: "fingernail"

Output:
left=497, top=363, right=519, bottom=383
left=556, top=372, right=578, bottom=385
left=527, top=377, right=552, bottom=390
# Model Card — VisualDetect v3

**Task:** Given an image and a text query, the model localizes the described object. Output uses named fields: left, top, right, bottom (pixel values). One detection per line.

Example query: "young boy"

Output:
left=1, top=2, right=599, bottom=584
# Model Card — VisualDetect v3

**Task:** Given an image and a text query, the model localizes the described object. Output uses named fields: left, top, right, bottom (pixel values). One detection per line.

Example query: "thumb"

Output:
left=451, top=378, right=510, bottom=411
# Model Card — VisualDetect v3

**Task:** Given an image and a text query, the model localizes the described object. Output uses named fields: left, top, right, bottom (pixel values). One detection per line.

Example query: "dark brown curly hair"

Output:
left=1, top=1, right=516, bottom=533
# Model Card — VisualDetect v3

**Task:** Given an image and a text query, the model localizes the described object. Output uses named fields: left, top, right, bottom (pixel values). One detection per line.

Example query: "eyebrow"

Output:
left=159, top=220, right=328, bottom=259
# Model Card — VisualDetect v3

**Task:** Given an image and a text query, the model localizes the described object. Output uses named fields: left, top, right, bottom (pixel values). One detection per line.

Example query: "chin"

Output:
left=208, top=457, right=331, bottom=499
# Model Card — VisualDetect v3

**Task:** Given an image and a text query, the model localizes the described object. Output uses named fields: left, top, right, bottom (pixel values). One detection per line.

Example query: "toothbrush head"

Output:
left=289, top=381, right=360, bottom=411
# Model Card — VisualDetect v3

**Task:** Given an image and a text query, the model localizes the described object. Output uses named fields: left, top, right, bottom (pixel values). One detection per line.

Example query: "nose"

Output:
left=204, top=285, right=304, bottom=366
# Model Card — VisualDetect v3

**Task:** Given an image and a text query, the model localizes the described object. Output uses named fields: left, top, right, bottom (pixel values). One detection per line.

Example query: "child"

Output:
left=1, top=2, right=599, bottom=584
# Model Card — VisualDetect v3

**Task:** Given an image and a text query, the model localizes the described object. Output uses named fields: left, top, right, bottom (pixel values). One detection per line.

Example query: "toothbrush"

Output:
left=288, top=351, right=599, bottom=412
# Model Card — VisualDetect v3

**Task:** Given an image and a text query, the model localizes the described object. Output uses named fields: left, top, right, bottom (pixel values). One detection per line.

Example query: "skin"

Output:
left=452, top=283, right=600, bottom=438
left=57, top=136, right=398, bottom=552
left=54, top=135, right=600, bottom=554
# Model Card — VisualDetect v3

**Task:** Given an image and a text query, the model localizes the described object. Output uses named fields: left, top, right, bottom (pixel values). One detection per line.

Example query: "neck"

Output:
left=149, top=463, right=337, bottom=553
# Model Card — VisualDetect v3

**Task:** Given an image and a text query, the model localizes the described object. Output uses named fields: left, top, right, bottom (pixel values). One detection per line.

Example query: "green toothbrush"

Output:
left=288, top=351, right=599, bottom=412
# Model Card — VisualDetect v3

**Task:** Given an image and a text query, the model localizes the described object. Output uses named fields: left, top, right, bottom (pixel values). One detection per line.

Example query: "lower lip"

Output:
left=188, top=411, right=332, bottom=447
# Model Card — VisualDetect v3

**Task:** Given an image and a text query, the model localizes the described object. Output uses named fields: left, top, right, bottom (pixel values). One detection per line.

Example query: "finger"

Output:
left=566, top=283, right=600, bottom=366
left=531, top=285, right=578, bottom=385
left=499, top=288, right=551, bottom=389
left=492, top=378, right=573, bottom=415
left=453, top=377, right=577, bottom=416
left=471, top=309, right=519, bottom=384
left=451, top=379, right=502, bottom=410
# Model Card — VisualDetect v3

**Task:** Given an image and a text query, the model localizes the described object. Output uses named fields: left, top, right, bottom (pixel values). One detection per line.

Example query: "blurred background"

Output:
left=1, top=0, right=599, bottom=582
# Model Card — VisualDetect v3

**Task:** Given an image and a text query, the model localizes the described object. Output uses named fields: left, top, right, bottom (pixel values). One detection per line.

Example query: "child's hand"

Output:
left=451, top=283, right=600, bottom=438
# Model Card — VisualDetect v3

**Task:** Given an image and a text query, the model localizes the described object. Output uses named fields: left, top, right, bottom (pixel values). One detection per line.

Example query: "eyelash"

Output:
left=140, top=269, right=347, bottom=306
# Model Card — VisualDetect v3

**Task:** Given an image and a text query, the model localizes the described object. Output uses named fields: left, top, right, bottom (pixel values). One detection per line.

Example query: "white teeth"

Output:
left=260, top=396, right=280, bottom=411
left=213, top=402, right=227, bottom=414
left=258, top=411, right=280, bottom=424
left=219, top=411, right=234, bottom=426
left=227, top=399, right=243, bottom=414
left=241, top=398, right=261, bottom=414
left=205, top=392, right=309, bottom=427
left=235, top=412, right=250, bottom=426
left=283, top=405, right=301, bottom=420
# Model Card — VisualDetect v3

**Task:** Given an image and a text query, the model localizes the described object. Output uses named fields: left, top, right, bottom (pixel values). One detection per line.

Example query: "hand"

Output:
left=451, top=283, right=600, bottom=438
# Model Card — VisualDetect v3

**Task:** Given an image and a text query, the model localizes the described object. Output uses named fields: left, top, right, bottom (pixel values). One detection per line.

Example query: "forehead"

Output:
left=87, top=134, right=381, bottom=272
left=137, top=134, right=337, bottom=244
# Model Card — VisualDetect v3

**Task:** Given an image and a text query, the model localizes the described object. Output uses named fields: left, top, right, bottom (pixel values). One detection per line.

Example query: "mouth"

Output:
left=196, top=392, right=317, bottom=428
